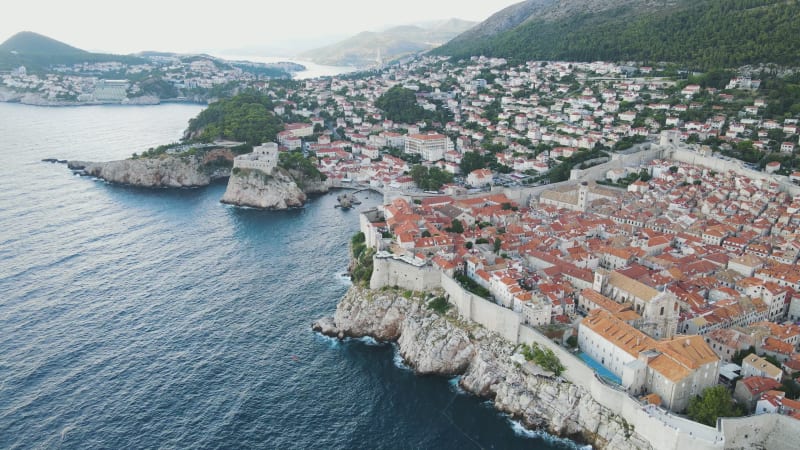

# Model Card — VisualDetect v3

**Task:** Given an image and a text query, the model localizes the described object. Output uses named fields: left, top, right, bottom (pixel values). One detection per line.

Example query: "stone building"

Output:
left=579, top=309, right=720, bottom=412
left=233, top=143, right=279, bottom=173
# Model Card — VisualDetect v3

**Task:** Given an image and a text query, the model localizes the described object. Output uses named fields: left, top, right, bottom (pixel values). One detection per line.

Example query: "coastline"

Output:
left=0, top=97, right=208, bottom=108
left=313, top=284, right=649, bottom=450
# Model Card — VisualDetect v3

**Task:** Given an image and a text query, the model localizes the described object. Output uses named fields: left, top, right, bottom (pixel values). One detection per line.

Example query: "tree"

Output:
left=374, top=86, right=425, bottom=123
left=409, top=165, right=453, bottom=191
left=687, top=385, right=742, bottom=426
left=493, top=238, right=502, bottom=254
left=732, top=347, right=756, bottom=366
left=448, top=219, right=464, bottom=234
left=460, top=151, right=487, bottom=174
left=186, top=91, right=282, bottom=144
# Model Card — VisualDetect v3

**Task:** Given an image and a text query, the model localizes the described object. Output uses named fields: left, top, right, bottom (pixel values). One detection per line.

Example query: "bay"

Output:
left=0, top=102, right=574, bottom=449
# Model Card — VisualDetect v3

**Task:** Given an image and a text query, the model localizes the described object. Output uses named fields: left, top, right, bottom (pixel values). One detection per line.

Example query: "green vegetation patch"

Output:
left=454, top=273, right=490, bottom=298
left=186, top=91, right=283, bottom=144
left=409, top=165, right=453, bottom=191
left=427, top=296, right=452, bottom=315
left=278, top=151, right=326, bottom=181
left=521, top=342, right=565, bottom=376
left=687, top=385, right=743, bottom=426
left=435, top=0, right=800, bottom=70
left=350, top=232, right=375, bottom=286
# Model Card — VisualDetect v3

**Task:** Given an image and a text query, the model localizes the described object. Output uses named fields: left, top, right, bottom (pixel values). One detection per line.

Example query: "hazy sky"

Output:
left=1, top=0, right=521, bottom=55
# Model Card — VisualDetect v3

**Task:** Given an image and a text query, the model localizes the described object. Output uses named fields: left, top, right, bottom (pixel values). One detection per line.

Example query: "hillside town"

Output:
left=250, top=56, right=800, bottom=195
left=0, top=55, right=298, bottom=105
left=356, top=152, right=800, bottom=413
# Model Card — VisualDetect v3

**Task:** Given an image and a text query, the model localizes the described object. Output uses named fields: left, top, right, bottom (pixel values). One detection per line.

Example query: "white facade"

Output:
left=405, top=133, right=453, bottom=161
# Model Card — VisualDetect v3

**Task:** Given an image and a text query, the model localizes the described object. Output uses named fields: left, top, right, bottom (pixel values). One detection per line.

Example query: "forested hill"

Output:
left=433, top=0, right=800, bottom=70
left=184, top=92, right=283, bottom=145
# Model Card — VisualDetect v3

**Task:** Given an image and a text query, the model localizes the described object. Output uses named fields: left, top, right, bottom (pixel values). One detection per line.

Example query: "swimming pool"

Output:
left=577, top=352, right=623, bottom=385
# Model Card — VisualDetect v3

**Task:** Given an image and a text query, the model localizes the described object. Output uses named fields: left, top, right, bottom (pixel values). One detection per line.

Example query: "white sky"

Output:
left=1, top=0, right=522, bottom=55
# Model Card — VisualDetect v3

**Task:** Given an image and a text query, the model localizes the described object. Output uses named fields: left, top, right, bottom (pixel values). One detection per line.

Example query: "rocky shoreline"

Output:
left=67, top=156, right=226, bottom=188
left=65, top=154, right=328, bottom=209
left=313, top=285, right=651, bottom=450
left=221, top=168, right=308, bottom=209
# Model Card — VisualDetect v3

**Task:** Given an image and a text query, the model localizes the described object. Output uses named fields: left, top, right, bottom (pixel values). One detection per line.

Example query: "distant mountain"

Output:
left=433, top=0, right=800, bottom=70
left=0, top=31, right=88, bottom=56
left=301, top=19, right=476, bottom=67
left=0, top=31, right=143, bottom=71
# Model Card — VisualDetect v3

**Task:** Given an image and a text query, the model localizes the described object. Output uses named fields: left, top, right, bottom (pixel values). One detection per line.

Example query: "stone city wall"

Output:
left=369, top=256, right=441, bottom=291
left=371, top=255, right=799, bottom=450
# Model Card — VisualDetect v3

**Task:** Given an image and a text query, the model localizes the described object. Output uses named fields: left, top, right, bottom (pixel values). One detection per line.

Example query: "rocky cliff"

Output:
left=68, top=155, right=227, bottom=188
left=313, top=286, right=652, bottom=450
left=286, top=168, right=329, bottom=196
left=220, top=168, right=309, bottom=209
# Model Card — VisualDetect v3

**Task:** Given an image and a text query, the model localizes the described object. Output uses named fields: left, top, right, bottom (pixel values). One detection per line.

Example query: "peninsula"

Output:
left=66, top=91, right=328, bottom=209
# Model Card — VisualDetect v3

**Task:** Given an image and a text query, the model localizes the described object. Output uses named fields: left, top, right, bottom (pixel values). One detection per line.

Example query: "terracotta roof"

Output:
left=580, top=288, right=629, bottom=313
left=582, top=311, right=719, bottom=383
left=581, top=310, right=655, bottom=357
left=656, top=335, right=719, bottom=371
left=608, top=271, right=660, bottom=301
left=741, top=376, right=781, bottom=395
left=761, top=337, right=794, bottom=356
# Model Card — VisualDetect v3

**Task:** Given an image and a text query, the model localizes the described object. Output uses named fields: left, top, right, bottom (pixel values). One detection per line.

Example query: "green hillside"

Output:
left=434, top=0, right=800, bottom=70
left=0, top=31, right=142, bottom=71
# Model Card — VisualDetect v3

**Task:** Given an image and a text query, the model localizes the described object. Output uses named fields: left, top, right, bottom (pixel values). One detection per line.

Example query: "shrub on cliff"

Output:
left=279, top=151, right=326, bottom=181
left=427, top=296, right=452, bottom=315
left=522, top=343, right=565, bottom=376
left=351, top=232, right=366, bottom=246
left=350, top=232, right=375, bottom=286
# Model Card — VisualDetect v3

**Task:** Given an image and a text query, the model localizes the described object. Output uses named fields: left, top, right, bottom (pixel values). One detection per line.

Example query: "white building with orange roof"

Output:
left=579, top=309, right=720, bottom=411
left=467, top=168, right=493, bottom=188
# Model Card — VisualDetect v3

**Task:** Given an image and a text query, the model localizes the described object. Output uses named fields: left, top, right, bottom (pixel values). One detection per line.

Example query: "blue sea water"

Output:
left=0, top=102, right=578, bottom=449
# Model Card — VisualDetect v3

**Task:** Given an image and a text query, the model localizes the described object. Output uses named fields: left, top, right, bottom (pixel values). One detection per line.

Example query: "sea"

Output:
left=213, top=55, right=359, bottom=79
left=0, top=102, right=578, bottom=449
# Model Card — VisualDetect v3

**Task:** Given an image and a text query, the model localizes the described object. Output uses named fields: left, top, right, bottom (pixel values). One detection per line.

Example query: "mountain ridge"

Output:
left=434, top=0, right=800, bottom=69
left=301, top=18, right=476, bottom=67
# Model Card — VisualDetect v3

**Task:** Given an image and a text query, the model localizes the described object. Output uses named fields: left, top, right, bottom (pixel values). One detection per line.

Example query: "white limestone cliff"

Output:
left=220, top=168, right=307, bottom=209
left=68, top=156, right=221, bottom=188
left=313, top=285, right=652, bottom=450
